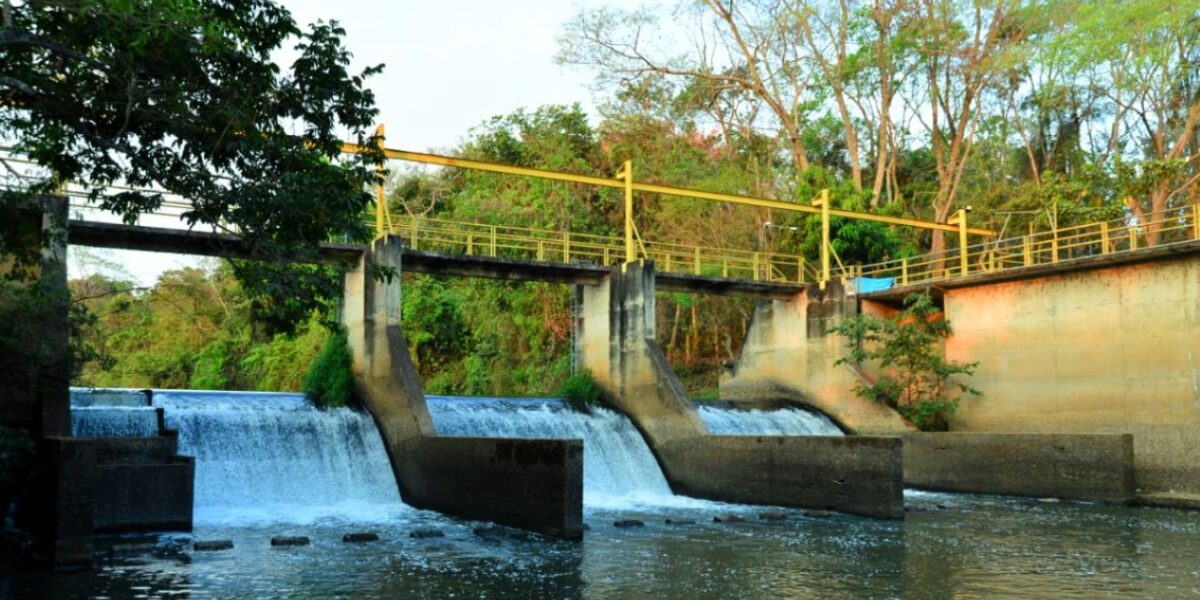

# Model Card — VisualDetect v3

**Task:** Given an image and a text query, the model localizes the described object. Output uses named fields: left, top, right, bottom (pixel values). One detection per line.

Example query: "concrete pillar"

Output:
left=344, top=236, right=583, bottom=539
left=579, top=260, right=706, bottom=445
left=720, top=282, right=911, bottom=435
left=578, top=260, right=904, bottom=518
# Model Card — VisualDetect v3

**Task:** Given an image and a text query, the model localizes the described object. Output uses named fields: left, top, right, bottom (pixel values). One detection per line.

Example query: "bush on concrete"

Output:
left=302, top=325, right=356, bottom=409
left=833, top=293, right=979, bottom=431
left=558, top=370, right=603, bottom=413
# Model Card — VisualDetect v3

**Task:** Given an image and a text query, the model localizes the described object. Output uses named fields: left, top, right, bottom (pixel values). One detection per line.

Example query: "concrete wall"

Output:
left=93, top=457, right=195, bottom=532
left=397, top=437, right=583, bottom=539
left=578, top=261, right=903, bottom=518
left=344, top=237, right=584, bottom=539
left=903, top=433, right=1136, bottom=503
left=943, top=257, right=1200, bottom=494
left=721, top=283, right=911, bottom=435
left=658, top=435, right=903, bottom=518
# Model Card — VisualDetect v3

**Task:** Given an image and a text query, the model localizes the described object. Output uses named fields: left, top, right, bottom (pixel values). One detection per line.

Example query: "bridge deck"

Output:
left=68, top=220, right=807, bottom=299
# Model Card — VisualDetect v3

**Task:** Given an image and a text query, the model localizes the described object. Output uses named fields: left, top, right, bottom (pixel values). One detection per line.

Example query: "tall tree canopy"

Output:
left=1, top=0, right=385, bottom=330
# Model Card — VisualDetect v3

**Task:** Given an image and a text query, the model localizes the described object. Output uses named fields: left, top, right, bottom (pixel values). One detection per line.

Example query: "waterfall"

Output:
left=153, top=390, right=407, bottom=525
left=71, top=406, right=161, bottom=437
left=698, top=405, right=844, bottom=436
left=427, top=396, right=699, bottom=509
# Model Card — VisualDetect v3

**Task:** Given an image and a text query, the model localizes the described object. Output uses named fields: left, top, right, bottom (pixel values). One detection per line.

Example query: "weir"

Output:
left=576, top=260, right=904, bottom=519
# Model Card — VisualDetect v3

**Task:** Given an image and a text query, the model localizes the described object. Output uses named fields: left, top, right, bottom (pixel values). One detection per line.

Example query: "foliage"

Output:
left=302, top=325, right=356, bottom=409
left=1, top=0, right=385, bottom=334
left=557, top=370, right=604, bottom=413
left=832, top=293, right=980, bottom=431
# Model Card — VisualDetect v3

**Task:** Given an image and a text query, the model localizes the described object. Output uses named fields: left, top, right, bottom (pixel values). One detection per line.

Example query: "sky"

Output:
left=73, top=0, right=632, bottom=285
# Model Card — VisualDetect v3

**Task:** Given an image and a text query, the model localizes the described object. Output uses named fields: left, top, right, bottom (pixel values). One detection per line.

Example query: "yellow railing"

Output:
left=859, top=205, right=1200, bottom=287
left=377, top=214, right=814, bottom=283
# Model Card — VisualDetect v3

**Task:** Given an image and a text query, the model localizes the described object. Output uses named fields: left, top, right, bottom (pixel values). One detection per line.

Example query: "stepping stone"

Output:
left=803, top=509, right=832, bottom=518
left=271, top=536, right=310, bottom=547
left=713, top=514, right=746, bottom=523
left=759, top=512, right=789, bottom=521
left=613, top=519, right=644, bottom=528
left=342, top=532, right=379, bottom=543
left=664, top=518, right=696, bottom=525
left=410, top=528, right=445, bottom=539
left=193, top=540, right=233, bottom=551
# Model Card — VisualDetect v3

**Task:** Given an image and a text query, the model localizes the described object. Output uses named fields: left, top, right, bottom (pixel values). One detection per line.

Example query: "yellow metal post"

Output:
left=618, top=160, right=635, bottom=263
left=490, top=225, right=497, bottom=257
left=813, top=189, right=831, bottom=289
left=1100, top=221, right=1110, bottom=254
left=1193, top=204, right=1200, bottom=240
left=694, top=247, right=701, bottom=275
left=374, top=124, right=386, bottom=238
left=563, top=231, right=571, bottom=262
left=1023, top=236, right=1032, bottom=266
left=948, top=208, right=969, bottom=276
left=901, top=258, right=908, bottom=285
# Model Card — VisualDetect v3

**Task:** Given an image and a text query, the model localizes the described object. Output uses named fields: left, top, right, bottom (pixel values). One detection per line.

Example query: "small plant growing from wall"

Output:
left=832, top=293, right=979, bottom=431
left=303, top=325, right=356, bottom=409
left=558, top=370, right=604, bottom=413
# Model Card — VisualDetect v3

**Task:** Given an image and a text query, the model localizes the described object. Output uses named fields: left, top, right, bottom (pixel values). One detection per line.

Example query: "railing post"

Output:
left=411, top=221, right=418, bottom=250
left=1023, top=236, right=1032, bottom=266
left=694, top=247, right=701, bottom=275
left=617, top=160, right=635, bottom=263
left=752, top=252, right=760, bottom=281
left=1129, top=228, right=1137, bottom=251
left=664, top=253, right=672, bottom=272
left=722, top=260, right=728, bottom=278
left=373, top=124, right=386, bottom=239
left=1051, top=227, right=1059, bottom=263
left=563, top=231, right=570, bottom=263
left=538, top=240, right=545, bottom=261
left=490, top=225, right=497, bottom=257
left=798, top=257, right=806, bottom=283
left=604, top=247, right=610, bottom=266
left=1100, top=222, right=1110, bottom=254
left=467, top=233, right=473, bottom=256
left=812, top=189, right=831, bottom=290
left=1193, top=204, right=1200, bottom=240
left=901, top=258, right=908, bottom=285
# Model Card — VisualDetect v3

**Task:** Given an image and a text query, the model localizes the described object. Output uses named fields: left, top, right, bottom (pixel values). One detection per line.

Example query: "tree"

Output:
left=832, top=293, right=979, bottom=431
left=1, top=0, right=385, bottom=331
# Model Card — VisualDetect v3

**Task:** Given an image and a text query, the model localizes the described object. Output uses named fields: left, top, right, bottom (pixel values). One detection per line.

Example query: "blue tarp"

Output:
left=854, top=276, right=895, bottom=294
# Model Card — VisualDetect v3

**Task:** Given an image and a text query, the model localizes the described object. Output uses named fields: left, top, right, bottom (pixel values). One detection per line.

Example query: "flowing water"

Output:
left=697, top=404, right=844, bottom=436
left=7, top=390, right=1199, bottom=598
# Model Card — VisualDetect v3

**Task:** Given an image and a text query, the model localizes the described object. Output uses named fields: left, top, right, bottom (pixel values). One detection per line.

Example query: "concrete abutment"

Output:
left=343, top=237, right=584, bottom=539
left=576, top=260, right=905, bottom=518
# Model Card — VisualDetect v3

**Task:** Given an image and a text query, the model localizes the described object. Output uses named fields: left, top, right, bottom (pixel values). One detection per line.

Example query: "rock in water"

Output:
left=193, top=540, right=233, bottom=551
left=803, top=509, right=832, bottom=518
left=759, top=512, right=788, bottom=521
left=270, top=536, right=310, bottom=547
left=342, top=532, right=379, bottom=543
left=613, top=519, right=644, bottom=528
left=713, top=514, right=746, bottom=523
left=410, top=528, right=445, bottom=539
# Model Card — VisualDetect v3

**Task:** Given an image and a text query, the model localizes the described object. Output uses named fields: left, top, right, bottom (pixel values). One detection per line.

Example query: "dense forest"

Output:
left=73, top=0, right=1200, bottom=397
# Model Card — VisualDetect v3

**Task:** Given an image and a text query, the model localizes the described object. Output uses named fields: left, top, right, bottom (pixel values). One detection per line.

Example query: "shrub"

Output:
left=832, top=293, right=980, bottom=431
left=302, top=325, right=356, bottom=409
left=557, top=370, right=604, bottom=413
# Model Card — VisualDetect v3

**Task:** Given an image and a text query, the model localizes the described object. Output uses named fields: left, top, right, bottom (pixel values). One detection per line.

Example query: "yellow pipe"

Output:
left=343, top=143, right=995, bottom=236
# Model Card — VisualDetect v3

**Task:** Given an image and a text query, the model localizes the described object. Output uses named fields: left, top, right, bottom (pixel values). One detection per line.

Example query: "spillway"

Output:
left=69, top=389, right=845, bottom=522
left=426, top=396, right=685, bottom=508
left=697, top=404, right=844, bottom=436
left=153, top=390, right=406, bottom=525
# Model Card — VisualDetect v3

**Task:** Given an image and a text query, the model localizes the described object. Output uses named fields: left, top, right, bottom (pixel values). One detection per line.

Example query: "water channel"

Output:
left=6, top=390, right=1199, bottom=598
